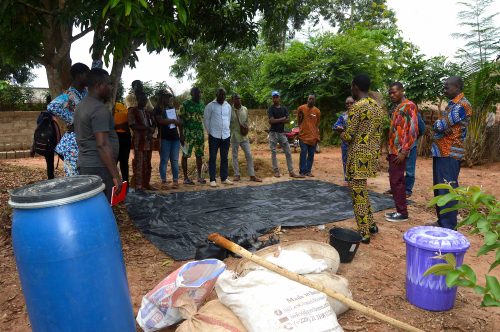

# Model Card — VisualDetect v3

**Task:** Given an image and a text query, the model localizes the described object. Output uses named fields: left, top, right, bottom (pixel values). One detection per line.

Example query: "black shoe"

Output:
left=369, top=224, right=379, bottom=234
left=385, top=213, right=409, bottom=222
left=361, top=236, right=371, bottom=244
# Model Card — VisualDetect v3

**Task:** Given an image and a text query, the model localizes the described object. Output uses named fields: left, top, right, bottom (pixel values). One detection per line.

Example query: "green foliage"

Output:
left=425, top=184, right=500, bottom=307
left=0, top=61, right=34, bottom=85
left=452, top=0, right=500, bottom=70
left=0, top=81, right=35, bottom=112
left=320, top=0, right=397, bottom=33
left=394, top=54, right=462, bottom=106
left=254, top=28, right=397, bottom=144
left=171, top=42, right=263, bottom=106
left=463, top=61, right=500, bottom=166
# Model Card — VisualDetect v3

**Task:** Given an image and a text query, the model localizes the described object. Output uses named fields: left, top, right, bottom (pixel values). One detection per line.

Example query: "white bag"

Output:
left=137, top=259, right=226, bottom=332
left=236, top=240, right=340, bottom=275
left=266, top=249, right=328, bottom=274
left=216, top=270, right=343, bottom=332
left=305, top=273, right=352, bottom=316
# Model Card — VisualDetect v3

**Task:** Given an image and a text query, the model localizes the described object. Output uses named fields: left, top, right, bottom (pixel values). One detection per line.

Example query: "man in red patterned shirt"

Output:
left=385, top=82, right=418, bottom=222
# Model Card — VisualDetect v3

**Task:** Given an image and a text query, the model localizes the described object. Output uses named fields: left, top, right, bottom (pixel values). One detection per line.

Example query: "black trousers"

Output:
left=208, top=135, right=230, bottom=182
left=45, top=151, right=55, bottom=179
left=117, top=132, right=131, bottom=183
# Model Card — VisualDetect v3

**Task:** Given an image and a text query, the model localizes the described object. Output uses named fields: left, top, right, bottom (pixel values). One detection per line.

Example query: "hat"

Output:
left=271, top=91, right=280, bottom=97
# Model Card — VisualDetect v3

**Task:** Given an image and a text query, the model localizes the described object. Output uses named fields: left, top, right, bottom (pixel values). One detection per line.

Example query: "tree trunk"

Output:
left=40, top=0, right=73, bottom=97
left=111, top=57, right=127, bottom=103
left=109, top=39, right=141, bottom=103
left=45, top=54, right=72, bottom=98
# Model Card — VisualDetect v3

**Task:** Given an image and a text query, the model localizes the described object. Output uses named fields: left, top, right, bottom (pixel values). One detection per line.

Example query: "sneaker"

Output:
left=250, top=176, right=262, bottom=182
left=171, top=181, right=179, bottom=189
left=290, top=172, right=305, bottom=178
left=385, top=213, right=408, bottom=222
left=233, top=175, right=241, bottom=181
left=222, top=179, right=233, bottom=185
left=306, top=173, right=315, bottom=177
left=369, top=224, right=379, bottom=234
left=384, top=211, right=397, bottom=218
left=210, top=181, right=217, bottom=187
left=183, top=178, right=195, bottom=185
left=274, top=171, right=281, bottom=178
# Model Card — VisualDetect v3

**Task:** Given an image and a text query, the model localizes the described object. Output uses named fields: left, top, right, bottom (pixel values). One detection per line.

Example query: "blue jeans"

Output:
left=208, top=135, right=230, bottom=182
left=159, top=139, right=180, bottom=181
left=433, top=157, right=461, bottom=229
left=341, top=142, right=348, bottom=181
left=405, top=145, right=417, bottom=194
left=299, top=140, right=316, bottom=175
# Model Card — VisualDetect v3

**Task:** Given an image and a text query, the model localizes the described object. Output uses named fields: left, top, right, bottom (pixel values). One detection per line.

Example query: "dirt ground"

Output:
left=1, top=146, right=499, bottom=332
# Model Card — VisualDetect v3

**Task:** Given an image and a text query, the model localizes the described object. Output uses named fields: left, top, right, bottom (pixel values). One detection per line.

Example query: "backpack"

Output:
left=32, top=112, right=60, bottom=157
left=417, top=112, right=426, bottom=137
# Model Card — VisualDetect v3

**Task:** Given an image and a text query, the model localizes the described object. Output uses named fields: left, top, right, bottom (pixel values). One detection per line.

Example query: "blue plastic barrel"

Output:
left=9, top=176, right=136, bottom=332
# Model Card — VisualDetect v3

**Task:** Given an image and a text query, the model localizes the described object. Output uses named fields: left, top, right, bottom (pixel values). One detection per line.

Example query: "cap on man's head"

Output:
left=271, top=91, right=280, bottom=97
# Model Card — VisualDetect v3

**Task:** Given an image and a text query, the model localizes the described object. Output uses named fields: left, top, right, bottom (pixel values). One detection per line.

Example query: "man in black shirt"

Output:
left=267, top=91, right=303, bottom=178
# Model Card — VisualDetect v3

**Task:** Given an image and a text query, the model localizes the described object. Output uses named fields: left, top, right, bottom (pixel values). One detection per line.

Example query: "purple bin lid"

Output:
left=403, top=226, right=470, bottom=252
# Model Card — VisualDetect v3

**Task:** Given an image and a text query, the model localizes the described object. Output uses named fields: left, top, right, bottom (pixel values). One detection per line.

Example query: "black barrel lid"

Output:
left=9, top=175, right=104, bottom=208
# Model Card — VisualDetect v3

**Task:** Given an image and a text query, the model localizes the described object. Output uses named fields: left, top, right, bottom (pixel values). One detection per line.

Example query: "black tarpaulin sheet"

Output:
left=125, top=180, right=395, bottom=260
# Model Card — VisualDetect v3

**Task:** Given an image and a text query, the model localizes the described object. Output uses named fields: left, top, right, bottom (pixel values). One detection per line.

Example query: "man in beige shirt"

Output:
left=230, top=94, right=261, bottom=182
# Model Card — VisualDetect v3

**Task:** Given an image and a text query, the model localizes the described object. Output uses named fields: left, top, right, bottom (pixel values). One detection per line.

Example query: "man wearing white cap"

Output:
left=267, top=91, right=303, bottom=178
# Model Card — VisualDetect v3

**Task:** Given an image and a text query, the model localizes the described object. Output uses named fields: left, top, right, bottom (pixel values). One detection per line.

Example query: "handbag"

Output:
left=235, top=108, right=249, bottom=136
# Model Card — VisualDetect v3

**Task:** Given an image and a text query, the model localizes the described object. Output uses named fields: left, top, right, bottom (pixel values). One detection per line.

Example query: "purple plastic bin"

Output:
left=403, top=226, right=470, bottom=311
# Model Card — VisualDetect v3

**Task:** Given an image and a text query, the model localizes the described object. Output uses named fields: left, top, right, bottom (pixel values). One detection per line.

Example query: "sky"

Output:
left=30, top=0, right=499, bottom=94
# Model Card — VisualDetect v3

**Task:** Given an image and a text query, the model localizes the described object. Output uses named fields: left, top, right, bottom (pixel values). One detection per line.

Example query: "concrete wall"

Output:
left=0, top=111, right=39, bottom=152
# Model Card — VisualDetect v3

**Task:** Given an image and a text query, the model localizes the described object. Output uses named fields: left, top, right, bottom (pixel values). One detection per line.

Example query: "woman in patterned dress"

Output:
left=47, top=63, right=90, bottom=176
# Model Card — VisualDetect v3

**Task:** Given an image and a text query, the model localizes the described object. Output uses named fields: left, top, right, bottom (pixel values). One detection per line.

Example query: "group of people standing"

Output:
left=42, top=64, right=471, bottom=244
left=336, top=74, right=471, bottom=243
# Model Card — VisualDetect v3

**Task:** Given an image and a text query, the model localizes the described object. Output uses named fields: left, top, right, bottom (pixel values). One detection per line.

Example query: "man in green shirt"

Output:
left=230, top=94, right=262, bottom=182
left=179, top=87, right=206, bottom=184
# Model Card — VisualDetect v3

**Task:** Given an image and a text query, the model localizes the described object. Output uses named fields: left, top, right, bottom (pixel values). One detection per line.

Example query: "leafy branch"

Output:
left=425, top=184, right=499, bottom=307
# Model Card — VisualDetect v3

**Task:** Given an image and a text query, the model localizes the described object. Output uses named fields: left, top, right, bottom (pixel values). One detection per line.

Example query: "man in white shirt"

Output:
left=204, top=88, right=233, bottom=187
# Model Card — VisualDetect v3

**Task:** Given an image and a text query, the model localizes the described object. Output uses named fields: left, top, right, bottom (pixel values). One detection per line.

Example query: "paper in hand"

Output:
left=165, top=108, right=177, bottom=129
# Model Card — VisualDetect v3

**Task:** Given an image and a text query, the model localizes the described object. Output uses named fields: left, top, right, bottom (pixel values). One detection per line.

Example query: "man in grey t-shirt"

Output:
left=74, top=68, right=122, bottom=200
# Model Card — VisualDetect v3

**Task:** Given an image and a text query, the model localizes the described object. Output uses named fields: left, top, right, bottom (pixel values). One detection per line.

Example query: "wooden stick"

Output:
left=208, top=233, right=424, bottom=332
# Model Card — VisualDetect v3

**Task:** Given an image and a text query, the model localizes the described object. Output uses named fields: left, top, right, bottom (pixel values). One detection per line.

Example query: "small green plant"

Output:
left=424, top=184, right=499, bottom=307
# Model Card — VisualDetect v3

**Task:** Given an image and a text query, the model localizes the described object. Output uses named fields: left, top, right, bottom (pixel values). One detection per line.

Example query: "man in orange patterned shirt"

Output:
left=385, top=82, right=418, bottom=222
left=431, top=76, right=472, bottom=229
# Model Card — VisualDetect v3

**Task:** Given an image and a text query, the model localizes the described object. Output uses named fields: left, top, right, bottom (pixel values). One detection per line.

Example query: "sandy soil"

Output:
left=1, top=146, right=499, bottom=332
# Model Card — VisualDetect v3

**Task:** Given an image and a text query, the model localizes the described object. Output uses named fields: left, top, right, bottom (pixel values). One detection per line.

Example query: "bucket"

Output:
left=329, top=228, right=362, bottom=263
left=403, top=226, right=470, bottom=311
left=9, top=176, right=136, bottom=331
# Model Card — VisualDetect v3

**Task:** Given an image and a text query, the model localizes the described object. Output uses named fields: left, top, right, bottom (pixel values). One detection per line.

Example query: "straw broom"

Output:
left=208, top=233, right=424, bottom=332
